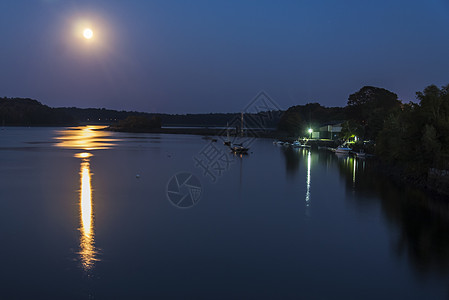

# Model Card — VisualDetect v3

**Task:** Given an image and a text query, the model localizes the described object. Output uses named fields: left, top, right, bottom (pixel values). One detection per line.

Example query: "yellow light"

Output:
left=80, top=161, right=92, bottom=232
left=54, top=125, right=118, bottom=151
left=79, top=160, right=96, bottom=271
left=53, top=126, right=109, bottom=271
left=83, top=28, right=93, bottom=39
left=75, top=152, right=93, bottom=159
left=66, top=14, right=116, bottom=55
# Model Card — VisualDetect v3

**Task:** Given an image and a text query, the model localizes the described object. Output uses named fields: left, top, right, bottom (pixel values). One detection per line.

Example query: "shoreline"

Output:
left=4, top=124, right=449, bottom=198
left=107, top=126, right=285, bottom=139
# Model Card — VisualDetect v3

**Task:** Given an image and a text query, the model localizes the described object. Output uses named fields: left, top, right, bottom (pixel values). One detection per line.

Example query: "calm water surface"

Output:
left=1, top=126, right=449, bottom=299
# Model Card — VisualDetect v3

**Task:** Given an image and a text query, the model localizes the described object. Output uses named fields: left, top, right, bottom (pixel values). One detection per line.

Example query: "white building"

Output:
left=319, top=122, right=343, bottom=140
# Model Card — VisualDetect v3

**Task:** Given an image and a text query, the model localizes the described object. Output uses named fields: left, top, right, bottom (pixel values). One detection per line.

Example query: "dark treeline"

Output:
left=344, top=86, right=401, bottom=141
left=278, top=84, right=449, bottom=194
left=0, top=97, right=75, bottom=125
left=112, top=115, right=162, bottom=132
left=1, top=99, right=282, bottom=128
left=277, top=86, right=401, bottom=141
left=278, top=103, right=346, bottom=136
left=55, top=107, right=146, bottom=124
left=56, top=107, right=281, bottom=128
left=376, top=84, right=449, bottom=189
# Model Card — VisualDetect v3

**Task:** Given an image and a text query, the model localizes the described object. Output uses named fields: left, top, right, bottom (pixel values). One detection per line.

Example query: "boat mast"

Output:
left=240, top=112, right=244, bottom=137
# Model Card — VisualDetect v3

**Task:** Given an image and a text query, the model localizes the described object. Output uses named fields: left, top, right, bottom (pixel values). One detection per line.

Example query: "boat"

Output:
left=334, top=145, right=352, bottom=154
left=292, top=141, right=311, bottom=148
left=202, top=136, right=217, bottom=142
left=230, top=143, right=249, bottom=154
left=224, top=122, right=232, bottom=146
left=354, top=150, right=366, bottom=158
left=229, top=114, right=249, bottom=154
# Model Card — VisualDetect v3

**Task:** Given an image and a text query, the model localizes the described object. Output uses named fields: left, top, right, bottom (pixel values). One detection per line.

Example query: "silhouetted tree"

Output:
left=0, top=97, right=75, bottom=125
left=347, top=86, right=401, bottom=140
left=377, top=84, right=449, bottom=179
left=116, top=115, right=162, bottom=131
left=340, top=120, right=364, bottom=141
left=278, top=103, right=345, bottom=137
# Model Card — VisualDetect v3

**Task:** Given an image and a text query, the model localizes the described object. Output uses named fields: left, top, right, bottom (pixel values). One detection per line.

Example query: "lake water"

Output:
left=1, top=126, right=449, bottom=299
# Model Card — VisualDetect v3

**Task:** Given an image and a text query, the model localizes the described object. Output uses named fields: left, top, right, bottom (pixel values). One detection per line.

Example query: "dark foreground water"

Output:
left=1, top=126, right=449, bottom=299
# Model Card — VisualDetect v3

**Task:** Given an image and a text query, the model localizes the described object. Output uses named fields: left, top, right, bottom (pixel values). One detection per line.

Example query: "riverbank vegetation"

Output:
left=376, top=84, right=449, bottom=191
left=277, top=103, right=346, bottom=136
left=277, top=86, right=402, bottom=142
left=1, top=102, right=281, bottom=129
left=110, top=115, right=162, bottom=132
left=276, top=84, right=449, bottom=195
left=0, top=97, right=75, bottom=126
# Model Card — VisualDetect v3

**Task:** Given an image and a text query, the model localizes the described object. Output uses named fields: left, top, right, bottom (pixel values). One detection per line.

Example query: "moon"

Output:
left=83, top=28, right=93, bottom=39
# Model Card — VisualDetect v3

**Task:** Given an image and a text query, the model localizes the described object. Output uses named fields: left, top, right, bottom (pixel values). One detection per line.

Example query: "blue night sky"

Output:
left=1, top=0, right=448, bottom=113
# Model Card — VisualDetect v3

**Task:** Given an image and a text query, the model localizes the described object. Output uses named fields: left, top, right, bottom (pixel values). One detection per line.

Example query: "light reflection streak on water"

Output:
left=78, top=155, right=97, bottom=271
left=353, top=158, right=356, bottom=185
left=305, top=150, right=311, bottom=206
left=54, top=125, right=118, bottom=150
left=53, top=126, right=109, bottom=272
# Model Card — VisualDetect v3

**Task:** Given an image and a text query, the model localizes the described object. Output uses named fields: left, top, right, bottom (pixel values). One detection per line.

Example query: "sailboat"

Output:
left=230, top=143, right=249, bottom=154
left=229, top=112, right=249, bottom=154
left=223, top=122, right=231, bottom=146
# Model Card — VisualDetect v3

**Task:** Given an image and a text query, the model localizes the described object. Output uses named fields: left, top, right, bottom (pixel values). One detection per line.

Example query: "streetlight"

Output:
left=308, top=128, right=313, bottom=139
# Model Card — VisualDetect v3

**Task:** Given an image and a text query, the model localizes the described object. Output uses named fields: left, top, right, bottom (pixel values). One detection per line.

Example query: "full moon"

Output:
left=83, top=28, right=93, bottom=39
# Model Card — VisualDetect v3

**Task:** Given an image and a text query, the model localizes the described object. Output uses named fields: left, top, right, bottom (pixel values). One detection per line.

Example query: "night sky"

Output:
left=1, top=0, right=448, bottom=113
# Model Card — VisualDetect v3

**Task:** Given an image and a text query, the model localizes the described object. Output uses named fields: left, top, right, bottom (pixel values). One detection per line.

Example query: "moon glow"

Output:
left=83, top=28, right=93, bottom=39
